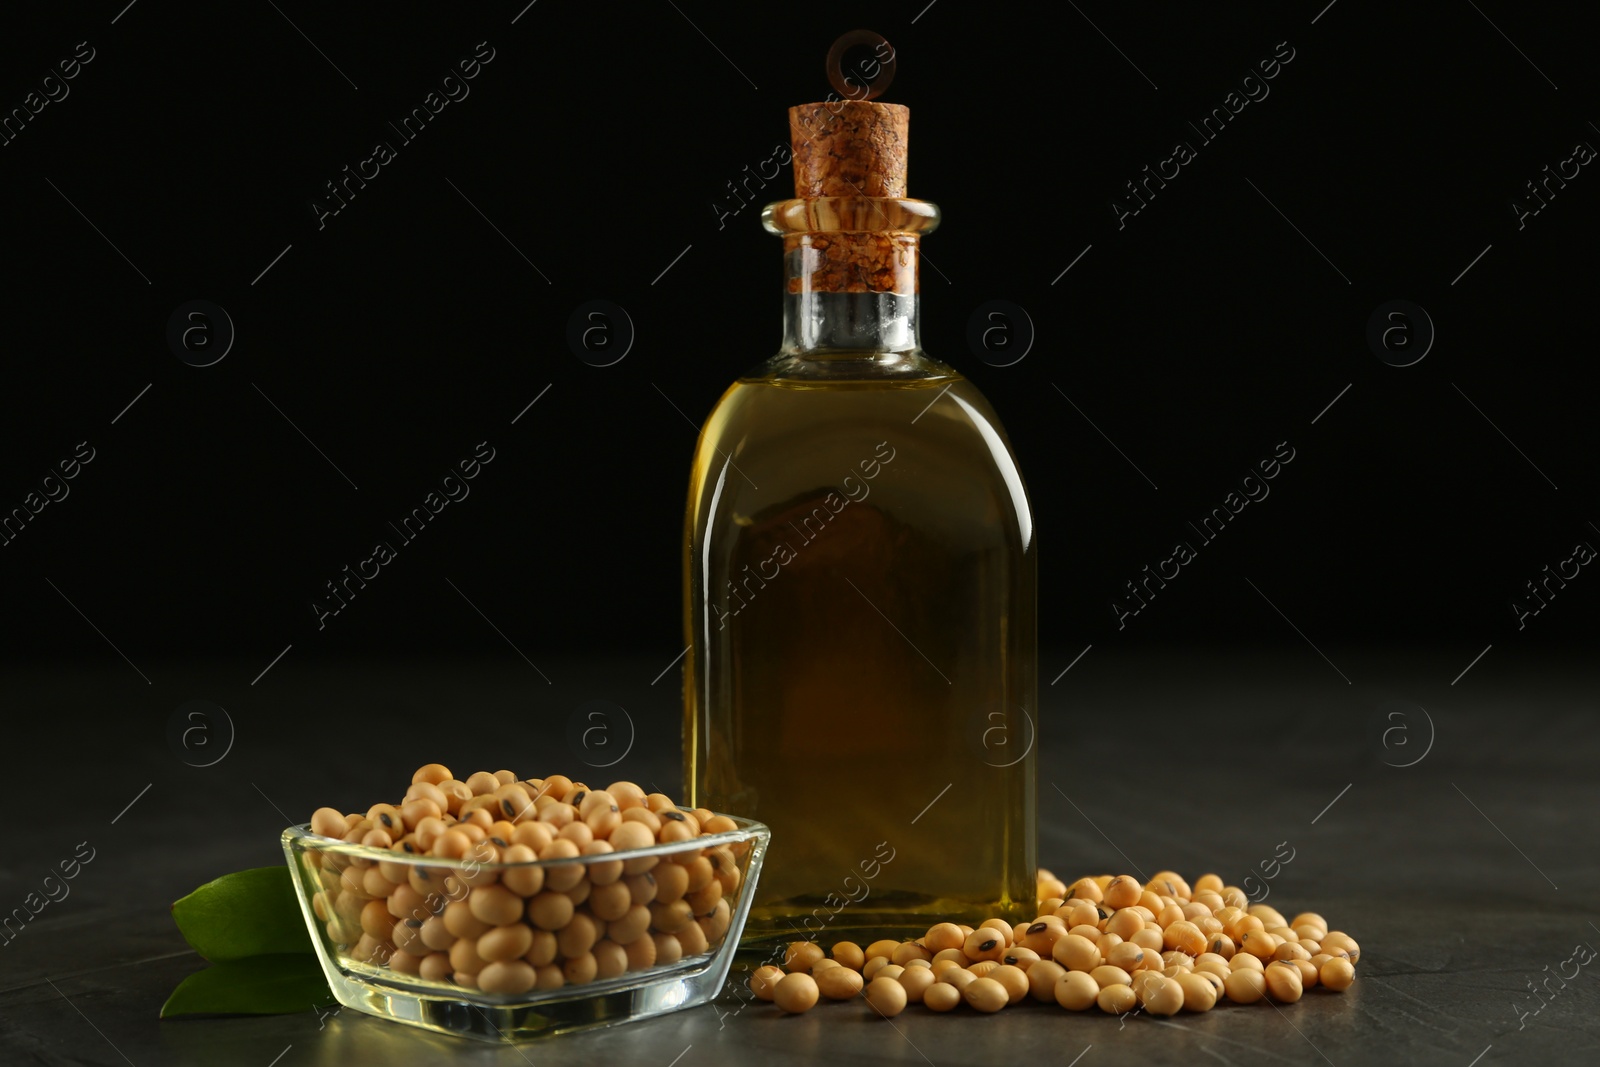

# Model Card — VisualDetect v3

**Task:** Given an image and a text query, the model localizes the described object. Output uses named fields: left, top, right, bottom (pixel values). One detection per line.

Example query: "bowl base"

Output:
left=324, top=957, right=730, bottom=1042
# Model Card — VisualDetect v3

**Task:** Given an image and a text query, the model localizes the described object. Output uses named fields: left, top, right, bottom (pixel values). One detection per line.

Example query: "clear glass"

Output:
left=683, top=198, right=1037, bottom=946
left=282, top=815, right=769, bottom=1042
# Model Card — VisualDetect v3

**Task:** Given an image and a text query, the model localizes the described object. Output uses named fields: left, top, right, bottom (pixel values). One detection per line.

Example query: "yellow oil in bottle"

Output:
left=683, top=362, right=1036, bottom=945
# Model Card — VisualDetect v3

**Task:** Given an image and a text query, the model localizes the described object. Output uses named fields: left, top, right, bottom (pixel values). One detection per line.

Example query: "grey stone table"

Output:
left=3, top=647, right=1595, bottom=1065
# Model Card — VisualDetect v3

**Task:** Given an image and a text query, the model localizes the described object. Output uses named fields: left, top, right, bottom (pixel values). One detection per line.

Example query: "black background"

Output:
left=2, top=0, right=1594, bottom=680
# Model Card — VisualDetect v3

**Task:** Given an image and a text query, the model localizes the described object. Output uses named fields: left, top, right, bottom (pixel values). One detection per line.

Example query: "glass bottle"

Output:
left=682, top=100, right=1036, bottom=946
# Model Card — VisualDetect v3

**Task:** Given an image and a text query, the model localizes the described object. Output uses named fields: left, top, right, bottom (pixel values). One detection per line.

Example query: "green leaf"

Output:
left=160, top=955, right=334, bottom=1018
left=171, top=867, right=313, bottom=961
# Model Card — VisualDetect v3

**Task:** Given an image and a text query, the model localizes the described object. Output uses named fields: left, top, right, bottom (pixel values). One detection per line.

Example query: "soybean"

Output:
left=1054, top=934, right=1101, bottom=973
left=1090, top=964, right=1132, bottom=989
left=1054, top=970, right=1099, bottom=1011
left=989, top=964, right=1029, bottom=1004
left=477, top=960, right=536, bottom=995
left=784, top=941, right=826, bottom=973
left=1225, top=969, right=1267, bottom=1004
left=1028, top=960, right=1067, bottom=1002
left=1320, top=957, right=1355, bottom=991
left=898, top=967, right=936, bottom=1004
left=964, top=977, right=1008, bottom=1013
left=832, top=941, right=866, bottom=970
left=1177, top=971, right=1220, bottom=1012
left=816, top=965, right=864, bottom=1000
left=1096, top=983, right=1137, bottom=1014
left=866, top=976, right=908, bottom=1017
left=923, top=982, right=961, bottom=1012
left=1265, top=960, right=1304, bottom=1003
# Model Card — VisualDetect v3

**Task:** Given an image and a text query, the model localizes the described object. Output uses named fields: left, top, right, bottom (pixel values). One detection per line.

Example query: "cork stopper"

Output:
left=779, top=100, right=920, bottom=295
left=789, top=101, right=909, bottom=199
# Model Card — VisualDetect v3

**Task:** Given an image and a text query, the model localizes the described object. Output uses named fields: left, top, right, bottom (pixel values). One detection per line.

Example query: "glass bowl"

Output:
left=282, top=812, right=769, bottom=1042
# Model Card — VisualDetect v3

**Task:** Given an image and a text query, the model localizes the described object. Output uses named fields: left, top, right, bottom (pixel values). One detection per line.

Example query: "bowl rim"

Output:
left=283, top=808, right=769, bottom=870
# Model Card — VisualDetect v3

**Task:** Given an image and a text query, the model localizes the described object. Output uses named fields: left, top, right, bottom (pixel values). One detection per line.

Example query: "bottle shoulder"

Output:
left=700, top=357, right=1021, bottom=445
left=707, top=357, right=1019, bottom=445
left=693, top=362, right=1033, bottom=545
left=740, top=349, right=961, bottom=388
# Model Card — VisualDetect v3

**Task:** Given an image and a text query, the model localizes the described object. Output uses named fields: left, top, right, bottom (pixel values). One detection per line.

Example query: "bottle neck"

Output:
left=762, top=197, right=940, bottom=360
left=779, top=233, right=922, bottom=357
left=782, top=290, right=920, bottom=356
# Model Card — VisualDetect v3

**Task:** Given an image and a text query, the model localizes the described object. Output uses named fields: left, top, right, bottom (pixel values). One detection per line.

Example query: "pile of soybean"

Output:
left=305, top=765, right=745, bottom=995
left=752, top=868, right=1358, bottom=1017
